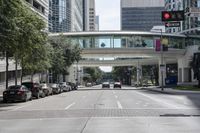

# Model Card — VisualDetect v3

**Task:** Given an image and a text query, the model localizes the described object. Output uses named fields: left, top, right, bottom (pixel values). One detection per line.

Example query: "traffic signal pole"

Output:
left=160, top=29, right=164, bottom=91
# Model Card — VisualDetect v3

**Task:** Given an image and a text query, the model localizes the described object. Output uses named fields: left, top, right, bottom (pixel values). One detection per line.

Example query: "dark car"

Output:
left=68, top=82, right=77, bottom=90
left=22, top=82, right=45, bottom=99
left=114, top=82, right=122, bottom=88
left=102, top=82, right=110, bottom=88
left=51, top=84, right=62, bottom=94
left=3, top=85, right=32, bottom=103
left=41, top=83, right=53, bottom=96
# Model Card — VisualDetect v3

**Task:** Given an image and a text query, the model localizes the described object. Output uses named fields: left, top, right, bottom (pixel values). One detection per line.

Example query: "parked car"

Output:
left=22, top=82, right=45, bottom=99
left=51, top=84, right=62, bottom=94
left=59, top=82, right=71, bottom=92
left=86, top=82, right=92, bottom=87
left=68, top=82, right=77, bottom=90
left=102, top=82, right=110, bottom=88
left=114, top=82, right=122, bottom=88
left=3, top=85, right=32, bottom=103
left=41, top=84, right=53, bottom=96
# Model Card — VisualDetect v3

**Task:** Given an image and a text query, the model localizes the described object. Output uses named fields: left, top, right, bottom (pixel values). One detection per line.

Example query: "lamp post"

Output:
left=152, top=28, right=164, bottom=91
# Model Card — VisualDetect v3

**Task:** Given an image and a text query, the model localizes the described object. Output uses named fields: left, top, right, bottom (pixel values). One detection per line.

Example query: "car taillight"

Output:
left=17, top=91, right=24, bottom=95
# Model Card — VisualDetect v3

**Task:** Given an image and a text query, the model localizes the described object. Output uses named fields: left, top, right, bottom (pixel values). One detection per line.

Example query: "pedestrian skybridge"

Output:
left=48, top=31, right=199, bottom=59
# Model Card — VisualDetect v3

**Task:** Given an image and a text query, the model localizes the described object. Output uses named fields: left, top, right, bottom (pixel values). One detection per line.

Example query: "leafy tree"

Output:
left=83, top=67, right=103, bottom=83
left=48, top=35, right=82, bottom=82
left=190, top=53, right=200, bottom=87
left=0, top=0, right=24, bottom=88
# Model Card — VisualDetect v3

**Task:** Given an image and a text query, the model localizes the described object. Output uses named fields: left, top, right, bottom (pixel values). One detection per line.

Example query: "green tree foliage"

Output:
left=48, top=35, right=82, bottom=82
left=190, top=53, right=200, bottom=87
left=0, top=0, right=50, bottom=87
left=83, top=67, right=103, bottom=83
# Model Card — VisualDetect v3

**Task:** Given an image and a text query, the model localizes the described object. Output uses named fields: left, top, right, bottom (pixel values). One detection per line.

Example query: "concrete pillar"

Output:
left=178, top=58, right=190, bottom=83
left=158, top=57, right=166, bottom=86
left=137, top=61, right=142, bottom=86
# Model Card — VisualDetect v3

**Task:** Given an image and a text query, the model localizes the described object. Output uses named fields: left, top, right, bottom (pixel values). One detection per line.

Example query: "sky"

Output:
left=95, top=0, right=120, bottom=72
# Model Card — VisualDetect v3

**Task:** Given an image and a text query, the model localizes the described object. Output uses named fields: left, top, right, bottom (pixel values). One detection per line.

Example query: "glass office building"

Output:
left=49, top=0, right=83, bottom=33
left=121, top=0, right=165, bottom=31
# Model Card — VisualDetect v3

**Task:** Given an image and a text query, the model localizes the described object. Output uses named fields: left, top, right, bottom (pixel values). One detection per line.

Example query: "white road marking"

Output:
left=113, top=91, right=116, bottom=94
left=65, top=102, right=75, bottom=110
left=134, top=91, right=180, bottom=109
left=117, top=101, right=123, bottom=109
left=115, top=95, right=118, bottom=99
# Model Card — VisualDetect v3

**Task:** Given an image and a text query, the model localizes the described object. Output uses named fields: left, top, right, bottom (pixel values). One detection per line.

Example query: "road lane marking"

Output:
left=117, top=101, right=123, bottom=109
left=113, top=91, right=116, bottom=94
left=134, top=91, right=180, bottom=109
left=115, top=95, right=118, bottom=99
left=65, top=102, right=75, bottom=110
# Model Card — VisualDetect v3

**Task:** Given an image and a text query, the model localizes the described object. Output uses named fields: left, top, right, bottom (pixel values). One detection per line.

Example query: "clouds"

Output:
left=96, top=0, right=120, bottom=30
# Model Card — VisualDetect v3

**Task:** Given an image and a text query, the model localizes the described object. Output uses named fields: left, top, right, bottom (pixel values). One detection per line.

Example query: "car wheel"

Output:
left=36, top=93, right=40, bottom=99
left=3, top=99, right=7, bottom=103
left=23, top=95, right=28, bottom=102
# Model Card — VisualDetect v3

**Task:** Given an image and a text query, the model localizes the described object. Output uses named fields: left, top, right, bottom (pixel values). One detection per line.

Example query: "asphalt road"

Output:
left=0, top=85, right=200, bottom=133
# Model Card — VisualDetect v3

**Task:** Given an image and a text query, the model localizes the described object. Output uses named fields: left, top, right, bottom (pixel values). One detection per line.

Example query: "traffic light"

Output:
left=162, top=11, right=185, bottom=22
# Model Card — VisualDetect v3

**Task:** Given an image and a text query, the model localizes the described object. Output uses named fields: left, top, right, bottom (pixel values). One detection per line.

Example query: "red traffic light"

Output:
left=164, top=13, right=171, bottom=20
left=162, top=11, right=184, bottom=22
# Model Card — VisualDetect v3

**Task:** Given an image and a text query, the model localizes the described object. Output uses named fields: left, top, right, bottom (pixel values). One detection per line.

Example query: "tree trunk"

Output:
left=31, top=72, right=34, bottom=82
left=5, top=52, right=9, bottom=89
left=20, top=67, right=23, bottom=84
left=15, top=57, right=18, bottom=86
left=20, top=58, right=23, bottom=84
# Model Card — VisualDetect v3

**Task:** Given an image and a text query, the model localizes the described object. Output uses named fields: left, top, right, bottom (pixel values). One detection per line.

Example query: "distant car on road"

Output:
left=22, top=82, right=45, bottom=99
left=59, top=82, right=71, bottom=92
left=68, top=82, right=77, bottom=90
left=41, top=84, right=53, bottom=96
left=114, top=82, right=122, bottom=88
left=50, top=84, right=62, bottom=94
left=86, top=82, right=92, bottom=87
left=102, top=82, right=110, bottom=88
left=3, top=85, right=32, bottom=103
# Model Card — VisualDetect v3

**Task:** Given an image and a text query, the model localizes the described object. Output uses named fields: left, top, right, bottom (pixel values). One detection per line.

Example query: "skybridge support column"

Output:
left=137, top=62, right=142, bottom=86
left=158, top=57, right=166, bottom=87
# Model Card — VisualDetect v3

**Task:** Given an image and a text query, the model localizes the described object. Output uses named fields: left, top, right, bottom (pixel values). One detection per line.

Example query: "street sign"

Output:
left=165, top=22, right=181, bottom=27
left=160, top=64, right=166, bottom=72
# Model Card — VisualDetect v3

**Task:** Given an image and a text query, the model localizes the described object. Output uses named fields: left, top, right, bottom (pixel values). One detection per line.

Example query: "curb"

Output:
left=142, top=87, right=200, bottom=94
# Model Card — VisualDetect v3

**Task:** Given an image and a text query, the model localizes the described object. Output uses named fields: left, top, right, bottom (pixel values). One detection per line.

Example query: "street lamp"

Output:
left=152, top=28, right=164, bottom=91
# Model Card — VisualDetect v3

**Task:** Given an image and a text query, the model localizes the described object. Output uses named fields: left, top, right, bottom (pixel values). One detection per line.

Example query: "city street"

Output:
left=0, top=85, right=200, bottom=133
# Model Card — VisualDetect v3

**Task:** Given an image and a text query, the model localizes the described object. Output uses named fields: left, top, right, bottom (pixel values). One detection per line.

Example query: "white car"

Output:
left=59, top=82, right=71, bottom=92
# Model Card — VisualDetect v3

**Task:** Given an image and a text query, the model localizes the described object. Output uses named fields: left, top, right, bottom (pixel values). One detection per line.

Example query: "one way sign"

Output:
left=165, top=22, right=181, bottom=27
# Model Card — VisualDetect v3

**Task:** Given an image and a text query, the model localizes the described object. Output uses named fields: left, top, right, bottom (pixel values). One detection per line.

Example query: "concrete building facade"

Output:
left=25, top=0, right=49, bottom=28
left=83, top=0, right=96, bottom=31
left=121, top=0, right=165, bottom=31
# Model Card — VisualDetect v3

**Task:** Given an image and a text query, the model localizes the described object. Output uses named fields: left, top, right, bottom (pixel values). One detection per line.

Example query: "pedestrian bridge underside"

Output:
left=49, top=31, right=198, bottom=66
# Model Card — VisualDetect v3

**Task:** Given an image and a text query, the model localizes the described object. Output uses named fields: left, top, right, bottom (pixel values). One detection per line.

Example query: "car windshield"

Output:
left=51, top=84, right=57, bottom=88
left=8, top=86, right=21, bottom=90
left=22, top=83, right=32, bottom=88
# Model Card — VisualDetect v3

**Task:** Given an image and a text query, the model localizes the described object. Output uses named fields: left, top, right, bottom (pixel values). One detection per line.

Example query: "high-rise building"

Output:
left=83, top=0, right=96, bottom=31
left=165, top=0, right=183, bottom=33
left=121, top=0, right=165, bottom=31
left=95, top=15, right=100, bottom=31
left=49, top=0, right=83, bottom=33
left=182, top=0, right=200, bottom=34
left=25, top=0, right=49, bottom=28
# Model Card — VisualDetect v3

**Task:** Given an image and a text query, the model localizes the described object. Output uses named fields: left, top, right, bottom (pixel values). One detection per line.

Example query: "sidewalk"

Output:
left=142, top=86, right=200, bottom=94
